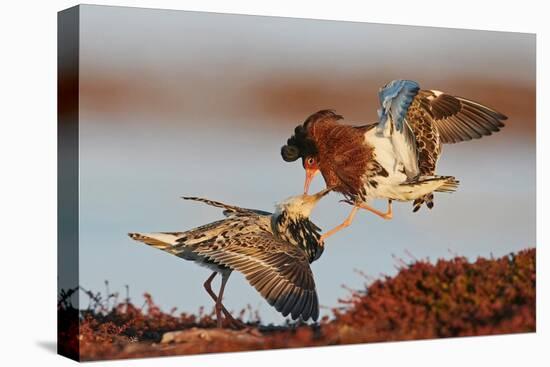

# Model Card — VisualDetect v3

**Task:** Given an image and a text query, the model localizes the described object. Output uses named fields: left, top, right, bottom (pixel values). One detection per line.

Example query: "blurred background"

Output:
left=77, top=5, right=535, bottom=323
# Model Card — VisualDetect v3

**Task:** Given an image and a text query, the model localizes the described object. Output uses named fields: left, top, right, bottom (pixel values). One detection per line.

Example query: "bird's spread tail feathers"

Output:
left=402, top=176, right=459, bottom=212
left=386, top=175, right=459, bottom=203
left=128, top=232, right=182, bottom=253
left=431, top=176, right=460, bottom=193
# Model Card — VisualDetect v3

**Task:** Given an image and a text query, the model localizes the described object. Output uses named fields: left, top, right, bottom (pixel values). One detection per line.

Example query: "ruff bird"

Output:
left=128, top=188, right=331, bottom=328
left=281, top=79, right=506, bottom=240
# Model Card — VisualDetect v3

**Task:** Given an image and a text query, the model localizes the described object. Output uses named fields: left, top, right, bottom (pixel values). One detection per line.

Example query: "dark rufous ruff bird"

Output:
left=128, top=188, right=331, bottom=328
left=281, top=79, right=507, bottom=240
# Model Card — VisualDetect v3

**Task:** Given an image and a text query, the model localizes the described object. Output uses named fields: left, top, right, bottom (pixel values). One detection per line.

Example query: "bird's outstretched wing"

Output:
left=190, top=232, right=319, bottom=321
left=377, top=79, right=421, bottom=178
left=128, top=227, right=319, bottom=321
left=181, top=196, right=271, bottom=217
left=417, top=90, right=507, bottom=144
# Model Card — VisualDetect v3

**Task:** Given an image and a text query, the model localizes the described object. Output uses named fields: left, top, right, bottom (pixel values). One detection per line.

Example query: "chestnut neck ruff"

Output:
left=307, top=115, right=374, bottom=199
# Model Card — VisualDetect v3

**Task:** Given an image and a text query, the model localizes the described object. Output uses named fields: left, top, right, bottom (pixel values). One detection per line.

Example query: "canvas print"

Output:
left=58, top=4, right=536, bottom=361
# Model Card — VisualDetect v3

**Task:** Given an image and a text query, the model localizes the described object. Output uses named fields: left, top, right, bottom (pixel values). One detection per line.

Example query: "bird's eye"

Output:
left=306, top=157, right=315, bottom=166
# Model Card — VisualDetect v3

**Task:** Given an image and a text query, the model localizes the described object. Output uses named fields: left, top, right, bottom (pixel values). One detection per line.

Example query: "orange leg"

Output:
left=358, top=199, right=393, bottom=220
left=320, top=206, right=359, bottom=241
left=320, top=200, right=393, bottom=241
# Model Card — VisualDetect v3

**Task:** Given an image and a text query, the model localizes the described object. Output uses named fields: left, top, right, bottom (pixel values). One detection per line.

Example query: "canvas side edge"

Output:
left=57, top=5, right=80, bottom=362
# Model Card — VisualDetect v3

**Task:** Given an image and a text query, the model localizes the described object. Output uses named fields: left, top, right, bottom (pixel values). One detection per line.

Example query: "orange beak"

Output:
left=304, top=168, right=319, bottom=194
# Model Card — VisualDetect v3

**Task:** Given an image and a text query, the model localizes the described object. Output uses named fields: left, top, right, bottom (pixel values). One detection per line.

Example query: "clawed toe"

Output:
left=224, top=317, right=246, bottom=330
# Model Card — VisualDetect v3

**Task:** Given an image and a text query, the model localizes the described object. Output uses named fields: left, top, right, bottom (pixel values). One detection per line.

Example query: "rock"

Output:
left=161, top=327, right=264, bottom=345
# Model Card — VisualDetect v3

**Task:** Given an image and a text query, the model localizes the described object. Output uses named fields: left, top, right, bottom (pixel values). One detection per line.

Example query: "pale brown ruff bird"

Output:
left=128, top=188, right=331, bottom=328
left=281, top=80, right=506, bottom=240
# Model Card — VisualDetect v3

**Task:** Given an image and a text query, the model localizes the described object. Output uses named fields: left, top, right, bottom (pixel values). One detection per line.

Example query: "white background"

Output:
left=0, top=0, right=546, bottom=366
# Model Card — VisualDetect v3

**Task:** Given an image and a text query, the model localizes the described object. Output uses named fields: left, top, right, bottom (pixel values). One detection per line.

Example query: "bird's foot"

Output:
left=219, top=307, right=247, bottom=330
left=223, top=316, right=247, bottom=330
left=381, top=212, right=393, bottom=220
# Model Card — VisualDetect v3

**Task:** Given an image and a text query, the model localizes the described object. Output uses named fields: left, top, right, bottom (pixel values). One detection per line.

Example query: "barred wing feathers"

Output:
left=418, top=90, right=507, bottom=144
left=190, top=232, right=319, bottom=321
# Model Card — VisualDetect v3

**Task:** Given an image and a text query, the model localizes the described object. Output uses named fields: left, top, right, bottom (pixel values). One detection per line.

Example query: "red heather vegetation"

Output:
left=58, top=248, right=535, bottom=361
